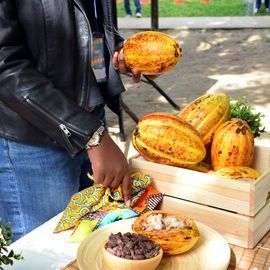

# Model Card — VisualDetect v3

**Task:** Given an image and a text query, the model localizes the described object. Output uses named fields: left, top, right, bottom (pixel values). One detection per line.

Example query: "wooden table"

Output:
left=62, top=230, right=270, bottom=270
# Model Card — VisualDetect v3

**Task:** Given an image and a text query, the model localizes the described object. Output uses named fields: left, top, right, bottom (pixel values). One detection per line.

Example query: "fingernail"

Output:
left=133, top=69, right=139, bottom=75
left=125, top=200, right=131, bottom=207
left=119, top=53, right=124, bottom=61
left=113, top=51, right=118, bottom=58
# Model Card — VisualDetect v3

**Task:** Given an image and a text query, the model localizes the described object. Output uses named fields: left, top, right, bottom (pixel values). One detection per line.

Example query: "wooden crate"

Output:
left=129, top=145, right=270, bottom=248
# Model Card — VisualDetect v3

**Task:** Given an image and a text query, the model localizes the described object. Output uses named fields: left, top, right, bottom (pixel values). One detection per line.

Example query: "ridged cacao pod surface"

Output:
left=211, top=118, right=254, bottom=171
left=179, top=93, right=230, bottom=146
left=132, top=210, right=199, bottom=255
left=132, top=113, right=206, bottom=168
left=209, top=166, right=260, bottom=180
left=123, top=31, right=182, bottom=75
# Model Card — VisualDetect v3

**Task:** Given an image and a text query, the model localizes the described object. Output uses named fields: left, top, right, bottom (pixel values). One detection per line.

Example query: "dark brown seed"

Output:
left=133, top=254, right=145, bottom=260
left=125, top=255, right=133, bottom=259
left=105, top=232, right=160, bottom=260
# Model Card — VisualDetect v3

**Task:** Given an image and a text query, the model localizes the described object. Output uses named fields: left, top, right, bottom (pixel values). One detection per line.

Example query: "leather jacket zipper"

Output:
left=25, top=97, right=84, bottom=153
left=59, top=124, right=71, bottom=137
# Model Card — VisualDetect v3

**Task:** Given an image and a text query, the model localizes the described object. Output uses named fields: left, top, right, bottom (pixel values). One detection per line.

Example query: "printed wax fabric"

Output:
left=54, top=173, right=163, bottom=242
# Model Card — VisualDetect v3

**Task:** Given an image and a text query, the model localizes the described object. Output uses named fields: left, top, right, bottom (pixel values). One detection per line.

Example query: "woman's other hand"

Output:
left=86, top=132, right=131, bottom=207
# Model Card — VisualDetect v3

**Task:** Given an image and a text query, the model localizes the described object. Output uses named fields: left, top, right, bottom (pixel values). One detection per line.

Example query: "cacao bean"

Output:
left=105, top=232, right=161, bottom=260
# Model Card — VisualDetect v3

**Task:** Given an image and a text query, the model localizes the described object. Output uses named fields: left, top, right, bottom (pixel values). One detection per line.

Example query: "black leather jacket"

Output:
left=0, top=0, right=125, bottom=157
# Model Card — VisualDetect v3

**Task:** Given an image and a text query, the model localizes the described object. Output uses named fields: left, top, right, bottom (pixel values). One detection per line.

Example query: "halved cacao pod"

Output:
left=209, top=166, right=260, bottom=180
left=211, top=118, right=254, bottom=171
left=132, top=210, right=199, bottom=255
left=132, top=113, right=206, bottom=168
left=123, top=31, right=182, bottom=75
left=178, top=93, right=230, bottom=146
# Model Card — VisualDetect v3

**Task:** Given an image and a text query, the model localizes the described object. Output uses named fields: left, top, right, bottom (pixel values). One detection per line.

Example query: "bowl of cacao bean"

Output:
left=102, top=232, right=163, bottom=270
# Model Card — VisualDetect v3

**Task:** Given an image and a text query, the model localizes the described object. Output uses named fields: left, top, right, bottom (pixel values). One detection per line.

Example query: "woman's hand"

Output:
left=112, top=49, right=141, bottom=83
left=112, top=48, right=159, bottom=82
left=86, top=132, right=131, bottom=207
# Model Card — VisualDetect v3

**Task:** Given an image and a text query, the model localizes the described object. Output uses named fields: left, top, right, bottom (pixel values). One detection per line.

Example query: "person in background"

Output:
left=255, top=0, right=270, bottom=13
left=124, top=0, right=142, bottom=18
left=0, top=0, right=141, bottom=241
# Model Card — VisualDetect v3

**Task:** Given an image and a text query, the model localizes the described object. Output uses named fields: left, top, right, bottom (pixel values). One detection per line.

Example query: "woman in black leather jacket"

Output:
left=0, top=0, right=140, bottom=241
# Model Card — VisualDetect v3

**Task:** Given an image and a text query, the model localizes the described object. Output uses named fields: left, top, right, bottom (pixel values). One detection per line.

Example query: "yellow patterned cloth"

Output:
left=54, top=172, right=162, bottom=233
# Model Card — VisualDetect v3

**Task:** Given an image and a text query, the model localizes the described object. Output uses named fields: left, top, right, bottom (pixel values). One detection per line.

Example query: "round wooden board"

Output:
left=77, top=218, right=230, bottom=270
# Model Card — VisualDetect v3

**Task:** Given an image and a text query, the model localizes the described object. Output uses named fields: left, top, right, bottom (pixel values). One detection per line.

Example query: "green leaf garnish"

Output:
left=230, top=96, right=265, bottom=138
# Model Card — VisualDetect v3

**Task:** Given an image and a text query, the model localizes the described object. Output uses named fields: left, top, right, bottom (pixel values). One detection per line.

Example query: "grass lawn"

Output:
left=116, top=0, right=250, bottom=17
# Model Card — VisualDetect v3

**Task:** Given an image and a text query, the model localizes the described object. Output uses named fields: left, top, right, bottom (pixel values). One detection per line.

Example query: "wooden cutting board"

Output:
left=76, top=218, right=230, bottom=270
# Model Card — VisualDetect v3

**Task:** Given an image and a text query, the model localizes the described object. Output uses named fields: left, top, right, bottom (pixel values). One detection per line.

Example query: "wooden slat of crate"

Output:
left=252, top=146, right=270, bottom=215
left=129, top=145, right=270, bottom=216
left=130, top=156, right=251, bottom=214
left=159, top=195, right=270, bottom=248
left=251, top=195, right=270, bottom=248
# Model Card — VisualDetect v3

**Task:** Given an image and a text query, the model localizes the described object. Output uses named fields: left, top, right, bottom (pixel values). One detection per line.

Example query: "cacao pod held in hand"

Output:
left=123, top=31, right=182, bottom=75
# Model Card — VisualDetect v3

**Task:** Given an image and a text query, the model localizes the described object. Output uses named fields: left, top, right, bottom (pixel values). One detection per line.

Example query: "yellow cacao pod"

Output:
left=190, top=161, right=212, bottom=173
left=132, top=210, right=199, bottom=255
left=123, top=31, right=182, bottom=75
left=209, top=166, right=260, bottom=180
left=179, top=93, right=230, bottom=146
left=211, top=118, right=254, bottom=171
left=132, top=113, right=206, bottom=168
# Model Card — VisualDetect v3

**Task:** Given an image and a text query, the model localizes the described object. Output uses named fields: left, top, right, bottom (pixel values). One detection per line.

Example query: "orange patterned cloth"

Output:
left=54, top=172, right=163, bottom=239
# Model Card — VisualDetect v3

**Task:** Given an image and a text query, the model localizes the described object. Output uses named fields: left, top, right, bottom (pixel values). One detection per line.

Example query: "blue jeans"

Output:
left=124, top=0, right=141, bottom=15
left=0, top=139, right=88, bottom=241
left=256, top=0, right=269, bottom=9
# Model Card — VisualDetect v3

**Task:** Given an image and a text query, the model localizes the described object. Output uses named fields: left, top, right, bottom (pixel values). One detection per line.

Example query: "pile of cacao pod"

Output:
left=132, top=93, right=261, bottom=180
